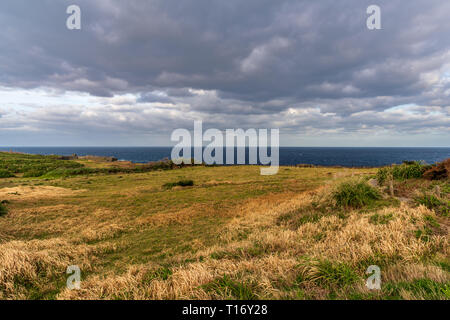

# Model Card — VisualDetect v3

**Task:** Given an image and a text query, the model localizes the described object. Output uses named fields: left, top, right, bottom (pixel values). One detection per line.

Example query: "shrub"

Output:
left=0, top=169, right=14, bottom=178
left=42, top=167, right=97, bottom=178
left=392, top=162, right=427, bottom=180
left=423, top=158, right=450, bottom=180
left=377, top=161, right=428, bottom=184
left=142, top=159, right=175, bottom=171
left=23, top=169, right=47, bottom=178
left=333, top=180, right=381, bottom=208
left=376, top=167, right=390, bottom=184
left=163, top=180, right=194, bottom=189
left=0, top=202, right=8, bottom=216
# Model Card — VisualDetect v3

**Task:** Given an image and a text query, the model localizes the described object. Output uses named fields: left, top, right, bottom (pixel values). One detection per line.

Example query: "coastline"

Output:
left=1, top=147, right=449, bottom=168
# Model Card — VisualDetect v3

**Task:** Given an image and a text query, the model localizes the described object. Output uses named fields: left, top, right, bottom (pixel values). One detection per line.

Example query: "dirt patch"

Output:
left=0, top=186, right=84, bottom=201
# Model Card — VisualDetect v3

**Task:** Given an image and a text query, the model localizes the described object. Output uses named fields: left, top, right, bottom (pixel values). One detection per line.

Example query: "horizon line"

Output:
left=1, top=146, right=450, bottom=149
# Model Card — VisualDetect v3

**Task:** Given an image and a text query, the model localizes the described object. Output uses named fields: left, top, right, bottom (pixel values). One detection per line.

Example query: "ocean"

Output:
left=0, top=147, right=449, bottom=167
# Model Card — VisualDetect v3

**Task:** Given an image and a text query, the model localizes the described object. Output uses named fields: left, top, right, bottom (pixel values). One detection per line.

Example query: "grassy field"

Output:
left=0, top=152, right=448, bottom=300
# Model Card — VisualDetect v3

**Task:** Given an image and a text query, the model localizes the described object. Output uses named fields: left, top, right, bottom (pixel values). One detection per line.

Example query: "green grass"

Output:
left=0, top=152, right=84, bottom=178
left=0, top=202, right=8, bottom=216
left=277, top=184, right=396, bottom=229
left=333, top=180, right=381, bottom=209
left=202, top=275, right=258, bottom=300
left=4, top=156, right=446, bottom=300
left=369, top=213, right=394, bottom=225
left=163, top=179, right=194, bottom=189
left=276, top=203, right=346, bottom=230
left=301, top=260, right=360, bottom=288
left=415, top=193, right=449, bottom=216
left=383, top=279, right=449, bottom=300
left=376, top=162, right=428, bottom=184
left=0, top=152, right=180, bottom=179
left=210, top=242, right=269, bottom=260
left=143, top=267, right=173, bottom=283
left=414, top=214, right=443, bottom=243
left=0, top=169, right=15, bottom=178
left=424, top=215, right=440, bottom=228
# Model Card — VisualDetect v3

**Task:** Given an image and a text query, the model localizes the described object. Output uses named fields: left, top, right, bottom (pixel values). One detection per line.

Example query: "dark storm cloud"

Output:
left=0, top=0, right=449, bottom=143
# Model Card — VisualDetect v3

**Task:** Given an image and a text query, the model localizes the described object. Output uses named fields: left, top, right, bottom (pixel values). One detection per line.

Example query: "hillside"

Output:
left=0, top=152, right=448, bottom=300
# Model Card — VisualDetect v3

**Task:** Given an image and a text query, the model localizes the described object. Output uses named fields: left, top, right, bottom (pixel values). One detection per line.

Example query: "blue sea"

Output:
left=0, top=147, right=449, bottom=167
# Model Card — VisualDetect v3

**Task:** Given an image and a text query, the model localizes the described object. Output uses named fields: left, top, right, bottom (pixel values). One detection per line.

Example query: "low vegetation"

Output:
left=0, top=152, right=84, bottom=178
left=0, top=152, right=196, bottom=180
left=0, top=202, right=7, bottom=217
left=376, top=161, right=428, bottom=184
left=415, top=194, right=449, bottom=217
left=423, top=159, right=450, bottom=180
left=163, top=180, right=195, bottom=189
left=332, top=180, right=381, bottom=209
left=202, top=275, right=258, bottom=300
left=377, top=159, right=450, bottom=184
left=0, top=152, right=448, bottom=300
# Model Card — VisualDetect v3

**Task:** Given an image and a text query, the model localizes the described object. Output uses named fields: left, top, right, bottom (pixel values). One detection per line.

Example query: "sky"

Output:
left=0, top=0, right=449, bottom=147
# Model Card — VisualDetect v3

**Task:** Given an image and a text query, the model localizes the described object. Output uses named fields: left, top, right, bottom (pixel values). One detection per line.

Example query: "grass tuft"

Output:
left=415, top=193, right=449, bottom=217
left=0, top=169, right=14, bottom=178
left=376, top=161, right=428, bottom=184
left=0, top=202, right=8, bottom=216
left=333, top=180, right=381, bottom=209
left=384, top=279, right=450, bottom=300
left=299, top=260, right=360, bottom=288
left=202, top=275, right=258, bottom=300
left=143, top=267, right=173, bottom=283
left=163, top=180, right=194, bottom=189
left=369, top=213, right=394, bottom=225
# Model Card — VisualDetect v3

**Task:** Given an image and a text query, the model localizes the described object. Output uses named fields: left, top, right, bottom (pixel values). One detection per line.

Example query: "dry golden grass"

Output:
left=0, top=166, right=447, bottom=300
left=58, top=180, right=448, bottom=300
left=296, top=205, right=447, bottom=264
left=0, top=186, right=83, bottom=201
left=0, top=239, right=98, bottom=299
left=383, top=263, right=449, bottom=283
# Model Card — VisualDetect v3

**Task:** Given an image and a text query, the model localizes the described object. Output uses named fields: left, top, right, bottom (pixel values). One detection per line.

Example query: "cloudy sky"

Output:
left=0, top=0, right=449, bottom=146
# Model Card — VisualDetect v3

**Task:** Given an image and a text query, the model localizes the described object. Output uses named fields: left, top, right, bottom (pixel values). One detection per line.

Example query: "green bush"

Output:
left=0, top=169, right=14, bottom=178
left=0, top=152, right=182, bottom=180
left=163, top=180, right=194, bottom=189
left=23, top=169, right=47, bottom=178
left=42, top=167, right=98, bottom=178
left=0, top=202, right=8, bottom=216
left=392, top=162, right=427, bottom=180
left=376, top=161, right=427, bottom=184
left=376, top=167, right=390, bottom=184
left=333, top=180, right=381, bottom=208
